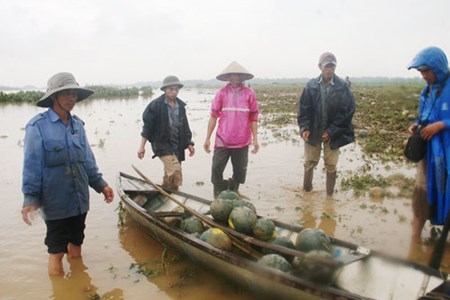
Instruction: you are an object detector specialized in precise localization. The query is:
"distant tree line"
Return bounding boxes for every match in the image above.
[0,91,45,104]
[0,86,153,104]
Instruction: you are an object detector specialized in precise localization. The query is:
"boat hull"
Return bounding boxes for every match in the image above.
[117,172,448,300]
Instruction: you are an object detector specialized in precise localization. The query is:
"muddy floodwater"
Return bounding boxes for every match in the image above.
[1,88,448,299]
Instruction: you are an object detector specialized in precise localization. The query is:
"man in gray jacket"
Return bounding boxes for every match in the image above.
[297,52,355,196]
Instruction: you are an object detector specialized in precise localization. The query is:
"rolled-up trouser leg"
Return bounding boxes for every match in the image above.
[160,154,182,190]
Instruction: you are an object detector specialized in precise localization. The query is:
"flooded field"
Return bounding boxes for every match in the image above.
[0,87,448,299]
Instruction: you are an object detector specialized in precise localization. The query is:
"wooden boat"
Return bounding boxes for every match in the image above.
[117,172,449,300]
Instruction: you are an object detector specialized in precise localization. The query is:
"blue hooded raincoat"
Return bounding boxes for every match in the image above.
[408,46,450,225]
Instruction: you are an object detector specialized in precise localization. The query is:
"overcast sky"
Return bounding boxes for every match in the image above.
[1,0,449,87]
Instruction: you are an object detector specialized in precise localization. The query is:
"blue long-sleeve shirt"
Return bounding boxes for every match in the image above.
[22,108,107,220]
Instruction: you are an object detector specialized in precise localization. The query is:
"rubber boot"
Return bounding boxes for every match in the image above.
[326,171,337,196]
[303,168,314,192]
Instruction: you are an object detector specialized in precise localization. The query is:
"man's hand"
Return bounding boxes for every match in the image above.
[302,130,310,142]
[408,123,419,135]
[421,121,446,140]
[137,147,145,159]
[251,140,259,154]
[21,205,38,226]
[102,186,114,203]
[188,144,195,157]
[203,139,211,153]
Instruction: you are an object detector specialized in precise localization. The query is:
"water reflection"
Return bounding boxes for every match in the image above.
[298,192,336,238]
[118,213,253,300]
[318,198,337,238]
[50,258,123,300]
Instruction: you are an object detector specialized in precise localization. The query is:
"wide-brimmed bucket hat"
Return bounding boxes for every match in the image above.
[216,61,254,81]
[160,75,184,91]
[37,72,93,107]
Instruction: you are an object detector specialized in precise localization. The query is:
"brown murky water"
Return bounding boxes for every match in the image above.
[1,88,448,299]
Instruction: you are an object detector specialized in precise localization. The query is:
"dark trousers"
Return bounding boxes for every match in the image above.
[211,146,249,184]
[44,213,87,254]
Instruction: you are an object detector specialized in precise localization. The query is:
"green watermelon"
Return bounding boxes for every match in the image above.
[231,199,257,213]
[295,228,331,253]
[217,190,239,200]
[200,228,232,251]
[262,236,296,263]
[210,199,234,223]
[257,254,292,272]
[228,206,257,234]
[180,217,205,234]
[292,250,336,285]
[253,218,276,241]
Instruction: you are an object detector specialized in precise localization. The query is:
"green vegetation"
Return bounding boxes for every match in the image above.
[0,85,153,104]
[352,83,422,161]
[116,201,125,227]
[140,86,153,97]
[0,91,44,104]
[86,85,153,98]
[253,85,302,127]
[341,173,389,191]
[129,248,169,277]
[340,162,415,197]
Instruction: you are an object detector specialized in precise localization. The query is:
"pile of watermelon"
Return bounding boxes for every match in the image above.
[210,190,278,239]
[172,190,338,283]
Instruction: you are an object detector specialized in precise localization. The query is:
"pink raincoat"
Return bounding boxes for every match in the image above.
[211,83,259,148]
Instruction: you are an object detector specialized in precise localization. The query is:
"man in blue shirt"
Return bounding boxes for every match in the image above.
[21,72,114,276]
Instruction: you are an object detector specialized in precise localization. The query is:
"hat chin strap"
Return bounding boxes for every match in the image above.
[55,98,70,114]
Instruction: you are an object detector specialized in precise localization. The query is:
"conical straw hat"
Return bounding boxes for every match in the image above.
[216,61,254,81]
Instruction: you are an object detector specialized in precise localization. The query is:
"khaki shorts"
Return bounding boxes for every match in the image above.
[304,141,339,173]
[159,154,182,189]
